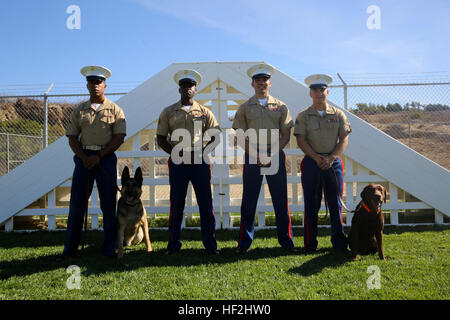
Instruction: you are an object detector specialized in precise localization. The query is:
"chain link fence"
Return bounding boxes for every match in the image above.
[326,77,450,170]
[0,93,125,176]
[1,78,449,177]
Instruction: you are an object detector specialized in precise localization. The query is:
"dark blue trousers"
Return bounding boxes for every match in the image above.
[300,156,347,251]
[167,157,217,251]
[63,150,118,257]
[238,152,294,250]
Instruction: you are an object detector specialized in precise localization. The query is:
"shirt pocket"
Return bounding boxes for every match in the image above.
[266,108,282,129]
[169,112,185,130]
[267,106,282,118]
[192,115,207,132]
[99,110,115,125]
[246,107,260,120]
[80,111,92,126]
[306,116,320,131]
[325,118,340,130]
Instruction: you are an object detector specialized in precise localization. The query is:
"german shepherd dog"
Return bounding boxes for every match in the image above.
[117,166,152,259]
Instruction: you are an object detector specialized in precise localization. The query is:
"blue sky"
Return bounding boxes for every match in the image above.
[1,0,449,95]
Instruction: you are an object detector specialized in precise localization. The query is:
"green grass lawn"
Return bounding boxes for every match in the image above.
[0,226,448,300]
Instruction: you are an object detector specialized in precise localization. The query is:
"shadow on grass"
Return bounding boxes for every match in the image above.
[287,249,351,276]
[0,229,241,249]
[0,229,301,280]
[0,230,68,249]
[0,246,302,280]
[1,225,447,249]
[1,225,448,280]
[379,225,450,235]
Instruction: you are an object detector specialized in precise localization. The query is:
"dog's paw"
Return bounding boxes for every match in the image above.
[146,247,153,253]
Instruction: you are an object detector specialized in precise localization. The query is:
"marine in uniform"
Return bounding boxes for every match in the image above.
[294,74,351,252]
[232,63,295,253]
[156,69,220,255]
[61,65,126,259]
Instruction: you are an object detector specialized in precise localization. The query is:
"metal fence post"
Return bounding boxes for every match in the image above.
[40,128,43,150]
[43,83,54,149]
[337,73,348,110]
[408,109,412,147]
[43,93,48,149]
[6,132,10,172]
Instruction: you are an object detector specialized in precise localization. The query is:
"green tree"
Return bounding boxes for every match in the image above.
[424,104,450,112]
[386,103,402,112]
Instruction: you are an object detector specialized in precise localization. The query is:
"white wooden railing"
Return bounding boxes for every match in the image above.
[8,131,446,232]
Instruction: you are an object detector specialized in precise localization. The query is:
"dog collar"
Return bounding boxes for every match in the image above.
[362,201,372,213]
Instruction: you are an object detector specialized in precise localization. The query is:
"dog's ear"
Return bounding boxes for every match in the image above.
[121,166,130,185]
[360,185,371,203]
[135,167,143,187]
[379,185,387,203]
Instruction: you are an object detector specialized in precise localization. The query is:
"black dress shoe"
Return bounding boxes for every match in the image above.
[206,249,220,255]
[333,247,349,254]
[164,249,179,255]
[103,252,117,259]
[235,247,248,254]
[56,253,76,261]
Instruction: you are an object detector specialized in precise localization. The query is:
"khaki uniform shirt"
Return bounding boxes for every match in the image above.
[293,104,351,154]
[232,95,293,147]
[65,97,126,146]
[157,100,219,148]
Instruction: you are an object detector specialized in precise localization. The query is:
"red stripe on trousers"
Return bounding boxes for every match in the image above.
[300,157,310,247]
[209,163,216,219]
[168,157,173,240]
[283,151,292,240]
[338,156,344,225]
[238,159,246,246]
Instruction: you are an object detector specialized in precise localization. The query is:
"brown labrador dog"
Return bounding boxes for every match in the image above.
[348,184,387,261]
[117,166,152,259]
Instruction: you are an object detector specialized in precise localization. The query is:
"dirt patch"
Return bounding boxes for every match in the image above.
[356,110,450,170]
